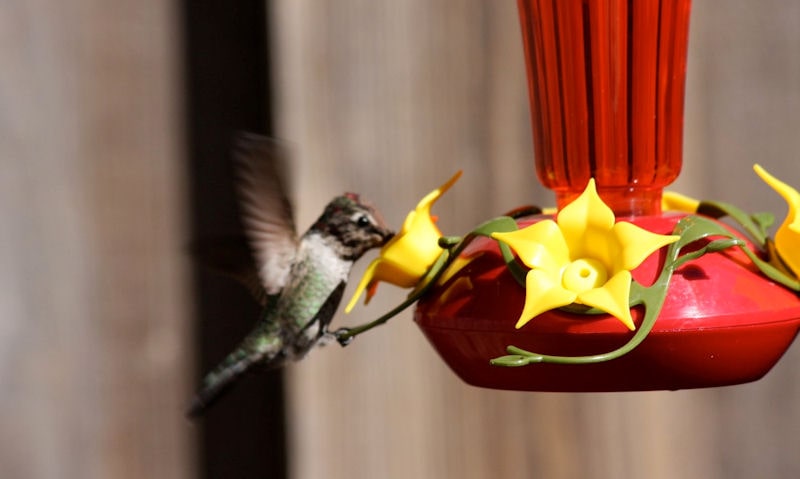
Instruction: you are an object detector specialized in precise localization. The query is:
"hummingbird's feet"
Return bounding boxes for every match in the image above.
[316,332,337,348]
[332,328,354,346]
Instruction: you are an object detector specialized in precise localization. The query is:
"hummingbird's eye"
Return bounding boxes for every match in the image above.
[355,214,371,227]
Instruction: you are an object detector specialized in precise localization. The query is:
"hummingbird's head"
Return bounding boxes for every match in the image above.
[312,193,395,261]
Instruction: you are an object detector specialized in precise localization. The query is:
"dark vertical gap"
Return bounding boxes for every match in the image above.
[553,2,570,186]
[182,3,287,479]
[652,0,663,185]
[626,0,634,185]
[526,1,547,184]
[582,3,596,178]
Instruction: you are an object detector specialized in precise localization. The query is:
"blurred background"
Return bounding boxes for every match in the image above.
[2,1,800,478]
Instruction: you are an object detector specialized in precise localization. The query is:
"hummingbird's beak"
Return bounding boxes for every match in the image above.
[379,229,395,245]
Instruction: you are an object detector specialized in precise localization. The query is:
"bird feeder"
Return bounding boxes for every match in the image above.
[344,0,800,392]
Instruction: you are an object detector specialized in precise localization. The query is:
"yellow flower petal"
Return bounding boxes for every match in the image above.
[492,220,569,270]
[379,214,443,283]
[754,164,800,278]
[557,179,615,267]
[346,171,462,311]
[662,191,700,213]
[516,269,577,329]
[541,207,558,216]
[576,270,635,330]
[609,222,680,274]
[345,258,380,313]
[416,170,462,218]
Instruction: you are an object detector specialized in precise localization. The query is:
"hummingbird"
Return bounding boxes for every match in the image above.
[187,133,394,416]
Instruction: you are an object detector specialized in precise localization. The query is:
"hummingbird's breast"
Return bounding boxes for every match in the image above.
[277,233,353,335]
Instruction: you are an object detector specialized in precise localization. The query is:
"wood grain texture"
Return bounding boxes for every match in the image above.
[0,1,193,478]
[271,1,800,478]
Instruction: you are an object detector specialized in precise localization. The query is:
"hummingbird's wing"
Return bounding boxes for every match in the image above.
[189,235,270,307]
[232,133,299,295]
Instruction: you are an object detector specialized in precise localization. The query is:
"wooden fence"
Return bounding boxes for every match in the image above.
[2,1,799,478]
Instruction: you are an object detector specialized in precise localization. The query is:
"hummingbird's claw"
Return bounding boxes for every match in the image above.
[333,328,354,347]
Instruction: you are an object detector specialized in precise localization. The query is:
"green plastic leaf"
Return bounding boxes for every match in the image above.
[490,355,541,367]
[697,200,769,246]
[751,212,775,232]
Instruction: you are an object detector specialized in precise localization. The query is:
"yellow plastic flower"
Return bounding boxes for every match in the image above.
[345,171,462,312]
[662,191,700,213]
[492,179,679,330]
[754,164,800,278]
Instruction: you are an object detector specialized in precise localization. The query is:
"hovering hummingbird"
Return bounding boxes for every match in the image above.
[188,133,394,416]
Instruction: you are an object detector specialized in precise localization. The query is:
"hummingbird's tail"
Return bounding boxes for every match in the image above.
[186,333,282,417]
[186,352,253,417]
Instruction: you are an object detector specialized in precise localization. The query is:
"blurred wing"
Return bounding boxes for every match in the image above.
[232,133,299,295]
[189,236,270,307]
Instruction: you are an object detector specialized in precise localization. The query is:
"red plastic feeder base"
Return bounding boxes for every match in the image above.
[414,214,800,392]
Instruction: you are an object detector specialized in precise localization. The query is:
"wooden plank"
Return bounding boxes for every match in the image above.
[0,1,192,478]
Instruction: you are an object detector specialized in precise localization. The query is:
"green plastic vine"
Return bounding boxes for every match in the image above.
[334,216,521,345]
[490,213,800,367]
